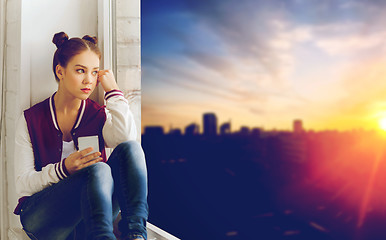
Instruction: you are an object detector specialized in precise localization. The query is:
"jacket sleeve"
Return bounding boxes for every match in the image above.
[103,90,137,148]
[14,114,68,196]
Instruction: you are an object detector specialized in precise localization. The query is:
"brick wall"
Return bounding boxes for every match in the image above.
[4,0,23,238]
[116,0,142,141]
[0,0,6,238]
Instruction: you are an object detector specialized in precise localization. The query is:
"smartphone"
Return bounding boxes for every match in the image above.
[78,135,99,156]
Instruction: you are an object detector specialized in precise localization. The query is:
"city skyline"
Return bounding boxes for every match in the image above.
[142,111,382,135]
[142,0,386,132]
[142,107,386,239]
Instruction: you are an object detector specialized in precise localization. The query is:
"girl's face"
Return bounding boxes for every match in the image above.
[57,50,100,100]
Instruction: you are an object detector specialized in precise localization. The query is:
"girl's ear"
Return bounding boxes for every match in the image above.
[56,65,64,80]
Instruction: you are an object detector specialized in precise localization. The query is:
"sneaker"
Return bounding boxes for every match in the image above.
[123,233,145,240]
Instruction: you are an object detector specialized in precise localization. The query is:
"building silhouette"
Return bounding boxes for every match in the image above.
[185,123,199,136]
[203,113,217,136]
[220,122,231,135]
[293,119,304,134]
[144,126,164,136]
[168,128,182,136]
[239,126,250,136]
[251,128,262,137]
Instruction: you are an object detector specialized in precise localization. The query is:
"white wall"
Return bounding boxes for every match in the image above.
[115,0,142,140]
[3,0,23,238]
[22,0,98,106]
[0,0,7,238]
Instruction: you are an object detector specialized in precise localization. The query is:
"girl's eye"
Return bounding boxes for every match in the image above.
[76,69,85,73]
[92,71,98,76]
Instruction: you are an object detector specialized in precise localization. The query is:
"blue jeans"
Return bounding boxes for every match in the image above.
[20,141,149,240]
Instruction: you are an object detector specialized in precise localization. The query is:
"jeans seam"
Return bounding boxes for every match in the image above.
[85,165,99,237]
[112,142,148,239]
[119,150,130,216]
[23,228,39,240]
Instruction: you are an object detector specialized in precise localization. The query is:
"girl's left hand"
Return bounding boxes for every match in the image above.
[97,70,120,92]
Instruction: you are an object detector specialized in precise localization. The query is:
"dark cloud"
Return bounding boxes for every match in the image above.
[182,0,286,80]
[143,55,307,107]
[143,58,264,102]
[181,50,235,77]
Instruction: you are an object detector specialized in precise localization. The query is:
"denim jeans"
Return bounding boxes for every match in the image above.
[20,141,149,240]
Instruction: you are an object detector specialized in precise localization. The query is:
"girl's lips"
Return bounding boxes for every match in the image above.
[81,88,91,93]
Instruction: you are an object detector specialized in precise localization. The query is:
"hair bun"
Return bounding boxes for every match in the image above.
[82,35,98,45]
[52,32,69,48]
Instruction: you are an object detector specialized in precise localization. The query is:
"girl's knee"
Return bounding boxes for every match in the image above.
[85,162,114,194]
[116,140,142,154]
[86,162,112,180]
[117,141,145,161]
[113,141,146,170]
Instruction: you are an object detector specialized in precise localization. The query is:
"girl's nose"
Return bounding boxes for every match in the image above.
[83,73,93,84]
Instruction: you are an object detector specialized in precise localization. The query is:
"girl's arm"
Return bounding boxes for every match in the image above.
[102,90,137,148]
[14,115,68,196]
[98,70,137,148]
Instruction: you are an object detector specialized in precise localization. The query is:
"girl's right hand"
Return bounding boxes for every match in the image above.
[64,147,103,175]
[97,70,120,93]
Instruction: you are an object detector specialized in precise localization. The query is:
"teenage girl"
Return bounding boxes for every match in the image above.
[13,32,148,240]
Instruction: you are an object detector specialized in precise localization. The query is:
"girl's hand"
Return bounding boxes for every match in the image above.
[64,147,103,175]
[97,70,120,92]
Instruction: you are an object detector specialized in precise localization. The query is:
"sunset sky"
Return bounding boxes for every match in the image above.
[141,0,386,133]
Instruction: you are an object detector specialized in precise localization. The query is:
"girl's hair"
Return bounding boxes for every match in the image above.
[52,32,101,81]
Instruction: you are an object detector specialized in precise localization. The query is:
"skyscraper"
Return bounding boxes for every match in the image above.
[203,113,217,136]
[293,119,304,134]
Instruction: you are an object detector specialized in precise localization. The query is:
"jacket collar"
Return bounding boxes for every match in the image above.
[49,92,86,132]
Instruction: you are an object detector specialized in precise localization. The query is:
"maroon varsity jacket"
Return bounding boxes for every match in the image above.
[14,92,112,214]
[24,92,108,170]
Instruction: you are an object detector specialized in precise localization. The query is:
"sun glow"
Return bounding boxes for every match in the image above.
[379,117,386,131]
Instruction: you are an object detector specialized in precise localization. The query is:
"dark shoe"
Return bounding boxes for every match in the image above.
[123,233,145,240]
